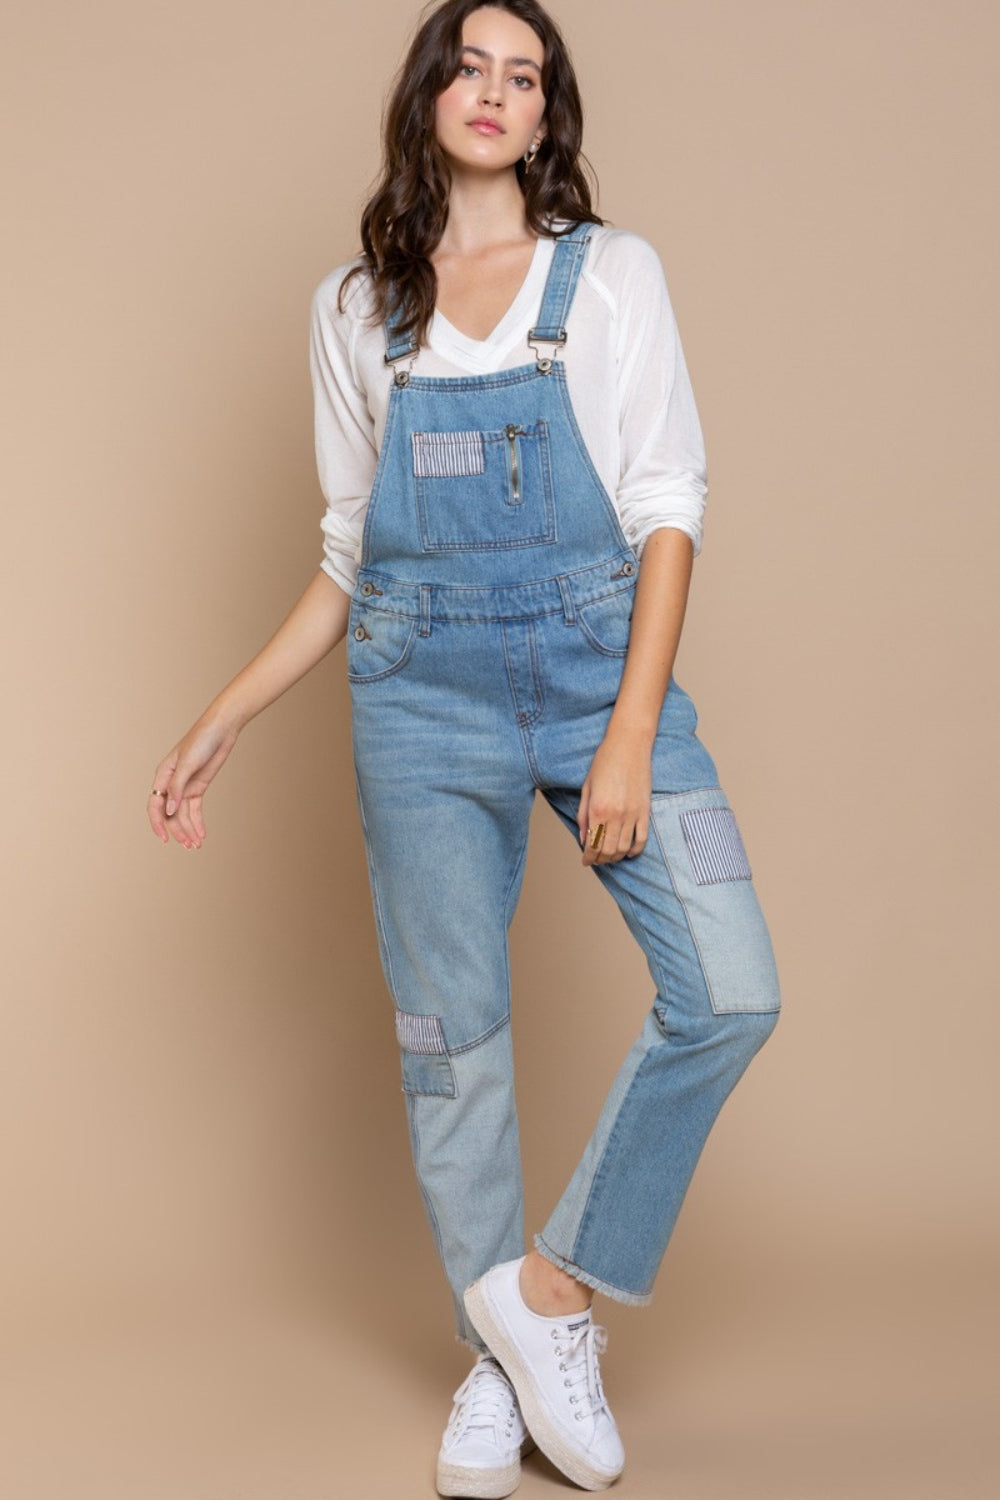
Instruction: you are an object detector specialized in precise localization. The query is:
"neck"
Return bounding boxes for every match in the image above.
[435,169,536,256]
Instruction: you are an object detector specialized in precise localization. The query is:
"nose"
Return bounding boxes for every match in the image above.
[479,73,502,107]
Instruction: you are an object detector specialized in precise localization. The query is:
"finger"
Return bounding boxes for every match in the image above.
[610,815,638,863]
[147,790,170,842]
[627,815,649,859]
[163,757,204,831]
[584,815,618,866]
[577,786,591,851]
[170,797,201,849]
[597,819,628,865]
[163,748,200,820]
[581,807,602,864]
[189,792,207,842]
[159,780,199,848]
[595,811,639,865]
[148,755,178,841]
[166,810,190,848]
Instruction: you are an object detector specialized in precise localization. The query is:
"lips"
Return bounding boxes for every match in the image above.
[469,118,504,134]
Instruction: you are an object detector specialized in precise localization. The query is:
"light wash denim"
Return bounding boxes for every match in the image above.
[346,222,781,1352]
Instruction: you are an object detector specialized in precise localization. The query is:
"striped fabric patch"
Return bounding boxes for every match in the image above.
[679,806,752,885]
[412,430,485,478]
[395,1008,448,1054]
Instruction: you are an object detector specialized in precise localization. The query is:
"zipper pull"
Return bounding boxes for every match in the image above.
[505,424,525,501]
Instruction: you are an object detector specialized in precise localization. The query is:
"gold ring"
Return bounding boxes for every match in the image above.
[151,788,167,797]
[587,822,606,851]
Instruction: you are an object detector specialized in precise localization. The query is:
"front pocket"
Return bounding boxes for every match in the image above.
[346,602,418,683]
[651,788,781,1015]
[413,420,556,552]
[575,587,634,656]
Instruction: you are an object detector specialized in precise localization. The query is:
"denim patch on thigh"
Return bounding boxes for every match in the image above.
[394,1007,457,1097]
[651,788,781,1015]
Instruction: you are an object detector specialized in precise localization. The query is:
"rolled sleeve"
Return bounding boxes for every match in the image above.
[614,237,708,558]
[309,272,378,595]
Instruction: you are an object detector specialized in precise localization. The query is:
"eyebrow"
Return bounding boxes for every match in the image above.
[461,44,542,75]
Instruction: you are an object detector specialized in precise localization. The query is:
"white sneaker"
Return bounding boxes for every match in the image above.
[436,1351,536,1498]
[463,1256,625,1491]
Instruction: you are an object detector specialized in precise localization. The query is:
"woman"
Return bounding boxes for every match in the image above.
[148,1,781,1493]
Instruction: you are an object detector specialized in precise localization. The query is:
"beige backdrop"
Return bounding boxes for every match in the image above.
[2,1,997,1496]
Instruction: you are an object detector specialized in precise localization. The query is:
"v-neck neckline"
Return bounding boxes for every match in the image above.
[429,235,553,362]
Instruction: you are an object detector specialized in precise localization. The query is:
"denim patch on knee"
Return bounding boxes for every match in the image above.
[651,788,781,1016]
[394,1007,457,1097]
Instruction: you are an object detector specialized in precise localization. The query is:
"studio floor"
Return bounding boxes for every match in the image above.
[2,1250,994,1500]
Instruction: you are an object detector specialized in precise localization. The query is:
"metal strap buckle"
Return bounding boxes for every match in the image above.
[527,328,567,374]
[384,345,418,386]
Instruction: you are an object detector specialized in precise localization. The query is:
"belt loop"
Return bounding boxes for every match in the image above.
[419,584,432,637]
[557,574,576,625]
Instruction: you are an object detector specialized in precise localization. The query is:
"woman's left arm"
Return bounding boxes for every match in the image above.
[578,525,692,865]
[578,232,706,865]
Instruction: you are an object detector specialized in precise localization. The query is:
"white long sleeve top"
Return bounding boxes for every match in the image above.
[309,222,708,596]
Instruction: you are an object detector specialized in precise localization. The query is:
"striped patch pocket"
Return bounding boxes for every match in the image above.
[679,806,752,885]
[411,430,485,478]
[394,1008,456,1097]
[395,1008,448,1054]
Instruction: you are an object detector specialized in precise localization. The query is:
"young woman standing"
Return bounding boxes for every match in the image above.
[148,2,781,1493]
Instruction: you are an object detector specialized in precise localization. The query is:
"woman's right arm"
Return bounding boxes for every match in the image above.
[147,567,350,849]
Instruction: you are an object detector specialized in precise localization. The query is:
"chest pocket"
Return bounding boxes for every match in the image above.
[412,420,556,552]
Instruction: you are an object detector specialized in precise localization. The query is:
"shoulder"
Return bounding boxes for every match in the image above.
[579,224,669,300]
[310,253,377,336]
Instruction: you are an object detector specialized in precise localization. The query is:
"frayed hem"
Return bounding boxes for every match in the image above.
[533,1232,654,1308]
[455,1330,490,1355]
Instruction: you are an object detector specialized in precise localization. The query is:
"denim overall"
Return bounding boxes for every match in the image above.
[346,221,781,1352]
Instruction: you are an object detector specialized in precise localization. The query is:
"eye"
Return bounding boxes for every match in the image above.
[511,75,535,89]
[458,62,480,77]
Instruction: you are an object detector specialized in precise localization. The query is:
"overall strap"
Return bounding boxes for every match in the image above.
[382,219,595,383]
[384,297,418,367]
[528,219,593,370]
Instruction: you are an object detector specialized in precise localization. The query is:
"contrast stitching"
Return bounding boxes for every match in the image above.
[449,1013,511,1057]
[346,617,418,682]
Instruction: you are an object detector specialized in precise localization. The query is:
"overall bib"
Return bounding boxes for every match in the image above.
[346,221,781,1353]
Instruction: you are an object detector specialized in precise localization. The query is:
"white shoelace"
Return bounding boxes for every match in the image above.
[447,1355,518,1442]
[552,1319,610,1421]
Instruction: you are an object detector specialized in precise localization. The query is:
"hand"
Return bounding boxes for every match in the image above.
[577,724,653,866]
[147,713,240,849]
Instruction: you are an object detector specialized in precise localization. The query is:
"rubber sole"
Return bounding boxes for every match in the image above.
[436,1434,536,1498]
[463,1277,622,1492]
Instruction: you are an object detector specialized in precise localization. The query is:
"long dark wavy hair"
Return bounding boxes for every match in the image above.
[337,0,605,350]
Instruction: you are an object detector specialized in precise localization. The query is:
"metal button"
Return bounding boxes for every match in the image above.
[622,561,635,576]
[353,624,369,641]
[360,582,374,596]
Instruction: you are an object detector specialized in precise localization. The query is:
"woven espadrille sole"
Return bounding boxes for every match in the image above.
[463,1279,621,1492]
[436,1434,536,1498]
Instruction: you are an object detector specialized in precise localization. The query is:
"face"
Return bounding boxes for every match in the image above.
[434,6,547,175]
